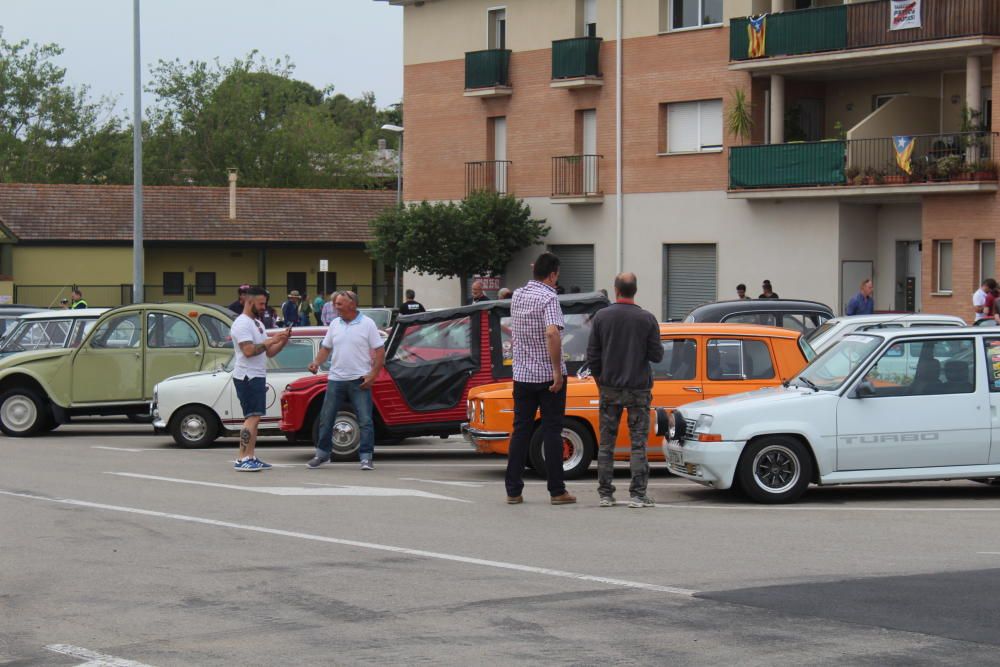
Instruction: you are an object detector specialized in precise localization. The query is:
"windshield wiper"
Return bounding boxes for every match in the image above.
[797,376,819,392]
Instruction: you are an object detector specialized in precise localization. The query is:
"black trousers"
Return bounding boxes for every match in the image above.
[505,380,568,498]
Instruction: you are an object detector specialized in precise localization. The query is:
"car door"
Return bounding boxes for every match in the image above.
[639,336,703,449]
[252,337,318,424]
[144,311,204,399]
[837,337,989,470]
[701,337,778,401]
[71,311,144,403]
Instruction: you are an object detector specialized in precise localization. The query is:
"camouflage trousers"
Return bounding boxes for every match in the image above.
[597,386,651,499]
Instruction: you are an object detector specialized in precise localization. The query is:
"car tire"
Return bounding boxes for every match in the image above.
[737,436,812,504]
[169,405,219,448]
[0,388,50,437]
[311,410,362,462]
[528,420,595,480]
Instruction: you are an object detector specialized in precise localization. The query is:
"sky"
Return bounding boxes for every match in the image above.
[0,0,403,116]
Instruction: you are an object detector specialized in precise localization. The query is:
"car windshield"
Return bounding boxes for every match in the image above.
[1,319,73,353]
[223,338,328,372]
[361,309,391,328]
[794,334,882,391]
[499,312,597,366]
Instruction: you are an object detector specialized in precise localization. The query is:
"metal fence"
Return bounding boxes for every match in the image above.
[551,37,602,79]
[465,160,511,196]
[552,154,603,197]
[13,283,394,309]
[464,49,511,89]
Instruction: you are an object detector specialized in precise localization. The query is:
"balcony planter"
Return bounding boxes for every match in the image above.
[884,175,906,185]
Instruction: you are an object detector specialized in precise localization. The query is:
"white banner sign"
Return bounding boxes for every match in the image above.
[319,259,328,272]
[890,0,921,30]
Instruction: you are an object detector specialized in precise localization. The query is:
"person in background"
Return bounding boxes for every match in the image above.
[497,288,513,300]
[321,293,336,325]
[260,296,277,329]
[504,251,576,507]
[759,280,779,299]
[298,291,313,327]
[587,272,663,509]
[228,284,250,316]
[401,289,426,315]
[59,298,70,309]
[281,290,302,327]
[70,288,88,310]
[312,292,326,325]
[974,278,997,322]
[470,280,490,304]
[736,284,751,300]
[846,279,875,316]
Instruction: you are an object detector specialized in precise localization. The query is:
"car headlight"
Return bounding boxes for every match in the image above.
[478,400,485,423]
[694,415,714,434]
[152,386,158,405]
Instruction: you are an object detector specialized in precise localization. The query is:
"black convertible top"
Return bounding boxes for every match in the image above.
[686,299,834,322]
[396,291,609,326]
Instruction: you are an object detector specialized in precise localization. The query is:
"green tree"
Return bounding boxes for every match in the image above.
[369,191,549,294]
[0,28,124,183]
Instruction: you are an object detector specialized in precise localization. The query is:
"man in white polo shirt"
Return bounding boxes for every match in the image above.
[306,290,385,470]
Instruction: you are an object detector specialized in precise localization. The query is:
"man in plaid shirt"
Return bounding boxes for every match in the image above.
[505,252,577,506]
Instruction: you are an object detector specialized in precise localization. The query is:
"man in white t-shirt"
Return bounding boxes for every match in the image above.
[306,290,385,470]
[973,278,997,322]
[230,286,290,471]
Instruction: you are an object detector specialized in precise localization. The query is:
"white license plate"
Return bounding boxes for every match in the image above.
[667,449,683,466]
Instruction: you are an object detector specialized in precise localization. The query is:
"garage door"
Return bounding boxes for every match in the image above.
[548,244,594,293]
[663,244,717,320]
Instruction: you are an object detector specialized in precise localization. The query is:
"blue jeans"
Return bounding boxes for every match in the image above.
[315,378,374,460]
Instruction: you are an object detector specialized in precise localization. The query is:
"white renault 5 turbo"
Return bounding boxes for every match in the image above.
[664,327,1000,503]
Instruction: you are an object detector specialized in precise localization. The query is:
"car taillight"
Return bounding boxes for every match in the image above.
[478,400,485,423]
[467,400,474,422]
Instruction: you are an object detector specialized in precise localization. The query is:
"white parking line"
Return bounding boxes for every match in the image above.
[105,472,469,502]
[91,446,165,453]
[45,643,155,666]
[655,503,1000,512]
[399,478,486,488]
[1,489,696,597]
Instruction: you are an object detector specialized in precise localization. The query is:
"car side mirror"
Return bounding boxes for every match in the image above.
[576,364,592,381]
[852,380,875,399]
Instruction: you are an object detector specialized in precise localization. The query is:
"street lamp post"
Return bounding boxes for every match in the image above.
[132,0,144,303]
[381,124,403,309]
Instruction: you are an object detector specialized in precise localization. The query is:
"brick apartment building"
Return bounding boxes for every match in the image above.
[378,0,1000,322]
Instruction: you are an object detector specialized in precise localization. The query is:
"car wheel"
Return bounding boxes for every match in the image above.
[311,410,361,462]
[528,420,595,480]
[169,405,219,448]
[0,388,50,437]
[737,436,812,504]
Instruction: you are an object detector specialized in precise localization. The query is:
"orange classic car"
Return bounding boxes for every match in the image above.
[462,323,815,478]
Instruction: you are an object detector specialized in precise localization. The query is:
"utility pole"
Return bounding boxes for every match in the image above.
[132,0,144,303]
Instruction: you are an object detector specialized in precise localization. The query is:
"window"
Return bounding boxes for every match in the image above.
[665,100,722,153]
[269,339,319,371]
[707,339,774,381]
[393,317,472,364]
[286,272,306,297]
[980,241,996,285]
[500,312,597,366]
[69,319,98,348]
[195,272,216,295]
[661,0,722,31]
[147,312,199,349]
[163,272,184,296]
[663,243,717,321]
[873,93,906,111]
[199,315,233,348]
[936,241,953,293]
[581,0,597,36]
[488,7,506,49]
[985,339,1000,392]
[652,339,698,380]
[726,313,778,327]
[1,319,72,352]
[90,313,141,349]
[861,339,975,397]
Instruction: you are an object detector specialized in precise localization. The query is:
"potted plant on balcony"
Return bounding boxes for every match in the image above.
[862,166,880,185]
[933,155,963,182]
[908,158,928,183]
[972,160,998,181]
[845,166,860,185]
[884,164,907,185]
[726,89,753,146]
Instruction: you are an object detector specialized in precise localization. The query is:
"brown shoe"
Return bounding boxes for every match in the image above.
[506,495,523,504]
[550,492,577,505]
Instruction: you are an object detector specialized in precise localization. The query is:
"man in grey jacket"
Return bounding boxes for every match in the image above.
[586,273,663,508]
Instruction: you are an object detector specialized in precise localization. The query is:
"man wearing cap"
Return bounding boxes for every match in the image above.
[281,290,302,327]
[228,285,250,316]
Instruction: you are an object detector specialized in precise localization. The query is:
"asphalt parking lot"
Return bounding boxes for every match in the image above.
[5,424,1000,666]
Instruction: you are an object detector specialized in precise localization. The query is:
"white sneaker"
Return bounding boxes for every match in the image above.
[360,458,374,471]
[628,496,655,508]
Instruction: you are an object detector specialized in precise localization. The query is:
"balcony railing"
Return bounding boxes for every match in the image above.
[552,37,602,79]
[729,132,999,190]
[731,0,1000,62]
[466,160,511,196]
[465,49,512,89]
[552,155,603,197]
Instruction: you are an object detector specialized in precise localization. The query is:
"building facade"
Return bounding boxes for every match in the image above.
[0,183,395,308]
[382,0,999,322]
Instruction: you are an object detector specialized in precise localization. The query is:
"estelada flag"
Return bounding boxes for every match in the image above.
[893,135,915,175]
[747,15,767,58]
